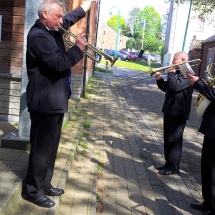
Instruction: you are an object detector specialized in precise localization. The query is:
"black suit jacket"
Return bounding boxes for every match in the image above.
[26,7,85,114]
[194,79,215,139]
[157,69,193,120]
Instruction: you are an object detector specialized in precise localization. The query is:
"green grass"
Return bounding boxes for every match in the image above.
[78,133,83,141]
[96,192,100,200]
[82,141,88,154]
[99,59,160,72]
[82,142,88,149]
[74,153,78,160]
[71,120,76,128]
[95,65,113,73]
[62,121,68,130]
[83,119,91,128]
[56,153,60,159]
[25,144,31,153]
[140,153,146,160]
[84,75,100,99]
[14,122,19,127]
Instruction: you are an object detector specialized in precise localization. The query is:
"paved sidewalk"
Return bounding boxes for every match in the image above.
[0,99,80,215]
[0,67,207,215]
[58,69,205,215]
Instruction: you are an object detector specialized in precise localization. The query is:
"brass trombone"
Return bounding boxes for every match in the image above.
[111,59,201,87]
[58,25,118,67]
[149,59,201,77]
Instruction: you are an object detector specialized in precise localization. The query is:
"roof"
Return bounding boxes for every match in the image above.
[202,35,215,44]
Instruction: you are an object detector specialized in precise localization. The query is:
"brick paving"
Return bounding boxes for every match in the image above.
[0,67,209,215]
[85,68,205,215]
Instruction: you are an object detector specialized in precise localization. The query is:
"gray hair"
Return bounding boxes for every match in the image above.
[38,0,65,18]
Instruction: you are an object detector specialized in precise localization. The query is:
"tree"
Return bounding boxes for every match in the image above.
[107,15,125,32]
[126,38,136,50]
[106,6,164,53]
[127,7,141,34]
[127,6,163,52]
[161,9,169,41]
[172,0,215,24]
[193,0,215,24]
[139,6,162,38]
[120,24,132,37]
[143,37,161,53]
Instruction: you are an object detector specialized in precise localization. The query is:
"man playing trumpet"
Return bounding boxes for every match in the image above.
[154,51,193,175]
[24,0,92,208]
[187,72,215,214]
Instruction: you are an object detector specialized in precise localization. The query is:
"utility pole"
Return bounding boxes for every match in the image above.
[109,6,120,56]
[141,19,146,50]
[182,0,193,51]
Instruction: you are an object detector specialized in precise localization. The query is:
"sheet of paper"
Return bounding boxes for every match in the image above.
[179,62,195,78]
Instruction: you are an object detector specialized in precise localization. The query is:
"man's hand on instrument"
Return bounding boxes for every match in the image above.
[187,73,199,85]
[75,33,88,51]
[167,67,176,73]
[154,72,162,80]
[80,0,92,12]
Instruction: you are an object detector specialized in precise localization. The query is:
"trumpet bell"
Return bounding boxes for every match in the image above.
[58,25,118,67]
[111,56,119,67]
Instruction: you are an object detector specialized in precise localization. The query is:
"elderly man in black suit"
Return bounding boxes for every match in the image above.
[24,0,92,208]
[154,51,193,175]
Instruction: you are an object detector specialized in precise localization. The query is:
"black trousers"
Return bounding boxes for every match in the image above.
[26,112,64,200]
[163,114,186,172]
[201,136,215,213]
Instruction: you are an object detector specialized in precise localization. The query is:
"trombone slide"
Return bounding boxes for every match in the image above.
[149,59,201,77]
[111,59,201,87]
[111,72,151,87]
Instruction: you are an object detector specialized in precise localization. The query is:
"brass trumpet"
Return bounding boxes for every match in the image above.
[58,25,118,67]
[111,59,201,87]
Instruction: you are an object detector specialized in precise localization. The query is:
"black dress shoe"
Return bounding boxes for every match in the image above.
[158,169,179,175]
[156,165,166,170]
[190,202,210,211]
[34,195,55,208]
[45,187,64,196]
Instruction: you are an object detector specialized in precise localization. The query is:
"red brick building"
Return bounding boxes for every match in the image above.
[198,35,215,79]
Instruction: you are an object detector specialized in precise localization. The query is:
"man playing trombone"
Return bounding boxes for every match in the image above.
[24,0,92,208]
[187,72,215,214]
[154,51,193,175]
